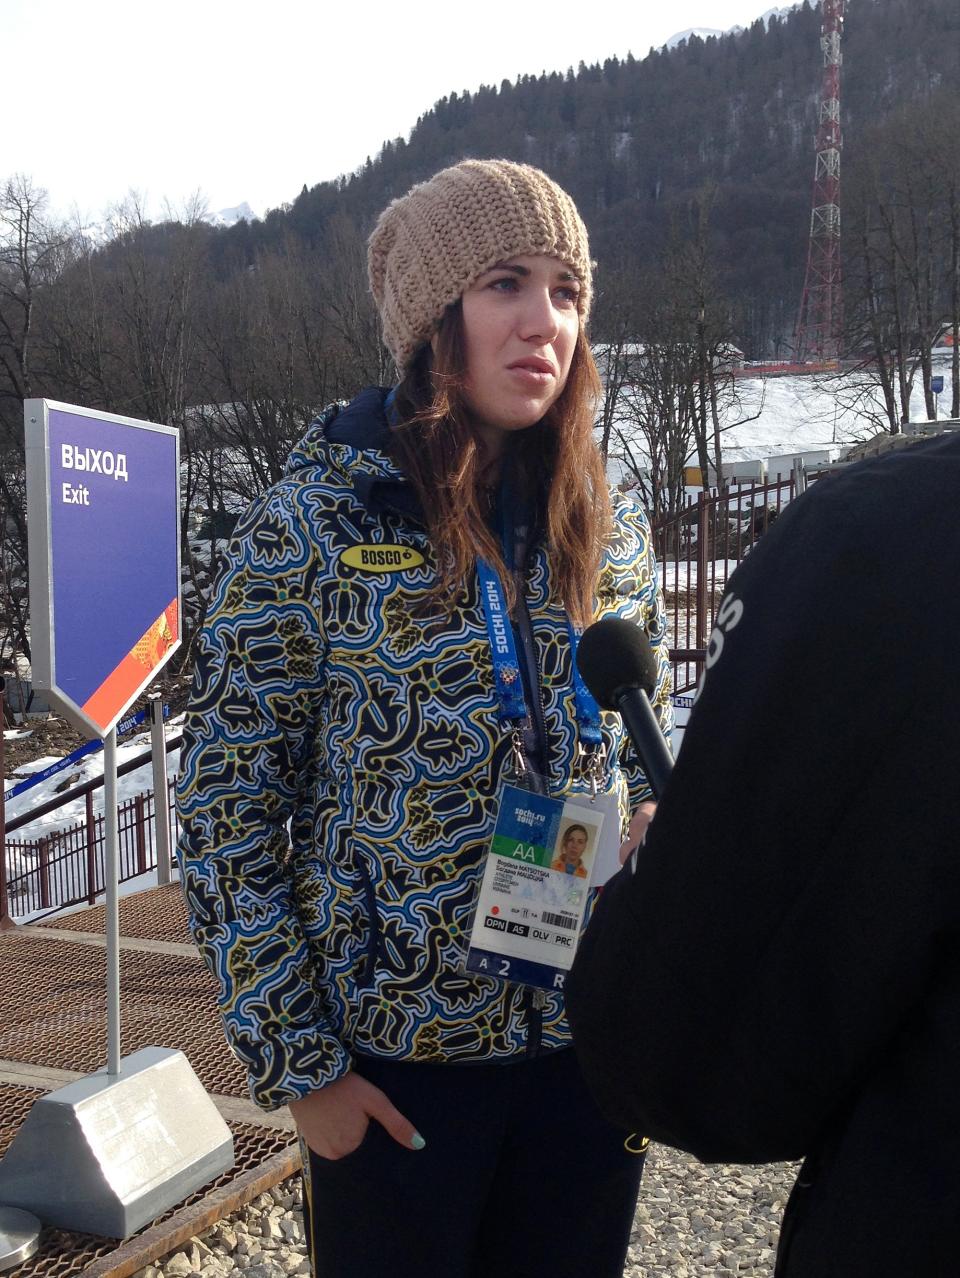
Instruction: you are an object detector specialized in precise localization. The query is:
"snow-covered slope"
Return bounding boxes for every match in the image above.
[758,6,798,27]
[664,5,798,48]
[604,352,957,487]
[665,27,725,48]
[719,354,956,465]
[203,202,256,228]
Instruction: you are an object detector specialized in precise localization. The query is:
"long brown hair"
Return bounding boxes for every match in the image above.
[389,301,612,628]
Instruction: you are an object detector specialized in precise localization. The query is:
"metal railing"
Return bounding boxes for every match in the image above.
[3,729,183,923]
[653,469,826,691]
[5,780,179,919]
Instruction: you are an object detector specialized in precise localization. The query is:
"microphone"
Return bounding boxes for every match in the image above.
[576,617,674,799]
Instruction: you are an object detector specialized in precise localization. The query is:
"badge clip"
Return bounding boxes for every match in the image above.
[579,741,608,800]
[508,726,528,780]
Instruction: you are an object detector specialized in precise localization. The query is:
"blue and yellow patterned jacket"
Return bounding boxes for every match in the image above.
[177,388,671,1110]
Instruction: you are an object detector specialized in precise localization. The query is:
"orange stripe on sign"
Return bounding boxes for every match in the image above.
[83,599,179,733]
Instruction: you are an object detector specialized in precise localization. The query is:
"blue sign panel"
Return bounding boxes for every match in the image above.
[25,400,181,738]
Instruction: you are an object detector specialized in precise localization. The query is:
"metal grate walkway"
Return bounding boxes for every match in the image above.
[1,883,299,1278]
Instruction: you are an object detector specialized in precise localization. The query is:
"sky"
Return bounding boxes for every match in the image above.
[6,0,791,225]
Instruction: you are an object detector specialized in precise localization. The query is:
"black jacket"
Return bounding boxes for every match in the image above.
[566,432,960,1277]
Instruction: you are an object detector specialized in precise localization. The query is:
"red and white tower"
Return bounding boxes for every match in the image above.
[794,0,845,362]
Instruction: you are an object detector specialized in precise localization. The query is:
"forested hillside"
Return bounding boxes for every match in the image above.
[220,0,959,351]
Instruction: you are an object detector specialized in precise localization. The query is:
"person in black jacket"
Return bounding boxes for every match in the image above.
[566,432,960,1278]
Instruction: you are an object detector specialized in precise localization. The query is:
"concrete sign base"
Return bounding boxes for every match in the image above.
[0,1047,234,1238]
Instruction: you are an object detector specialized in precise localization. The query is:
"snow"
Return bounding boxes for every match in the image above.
[758,5,798,27]
[665,27,725,48]
[720,357,956,462]
[659,560,741,590]
[5,717,184,832]
[9,755,63,777]
[5,718,184,922]
[4,692,694,924]
[203,201,256,228]
[664,5,799,48]
[608,353,957,481]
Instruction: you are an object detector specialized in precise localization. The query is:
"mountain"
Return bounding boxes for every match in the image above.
[757,5,801,28]
[208,0,952,354]
[666,5,799,48]
[203,202,256,229]
[665,7,799,50]
[664,27,726,49]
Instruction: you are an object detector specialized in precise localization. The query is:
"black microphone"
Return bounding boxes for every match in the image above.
[576,617,674,798]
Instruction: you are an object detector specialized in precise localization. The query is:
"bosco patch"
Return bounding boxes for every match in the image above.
[340,544,426,573]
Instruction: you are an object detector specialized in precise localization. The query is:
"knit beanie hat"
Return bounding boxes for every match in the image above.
[368,159,592,372]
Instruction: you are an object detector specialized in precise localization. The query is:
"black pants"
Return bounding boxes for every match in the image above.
[302,1048,644,1278]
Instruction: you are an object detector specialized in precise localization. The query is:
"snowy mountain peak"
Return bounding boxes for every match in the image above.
[204,202,256,229]
[665,27,723,48]
[758,5,798,26]
[664,5,797,49]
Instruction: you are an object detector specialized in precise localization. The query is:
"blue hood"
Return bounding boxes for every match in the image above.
[285,387,422,521]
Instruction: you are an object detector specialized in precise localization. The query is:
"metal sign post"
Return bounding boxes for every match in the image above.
[22,398,182,1076]
[932,374,944,420]
[150,697,172,887]
[0,400,233,1238]
[104,729,121,1076]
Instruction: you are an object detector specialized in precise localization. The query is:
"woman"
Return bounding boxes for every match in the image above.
[177,159,671,1277]
[552,823,591,878]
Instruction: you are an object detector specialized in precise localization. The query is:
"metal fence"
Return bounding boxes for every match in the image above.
[653,468,824,692]
[6,779,178,920]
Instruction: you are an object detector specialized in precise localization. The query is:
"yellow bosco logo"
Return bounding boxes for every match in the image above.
[340,544,426,573]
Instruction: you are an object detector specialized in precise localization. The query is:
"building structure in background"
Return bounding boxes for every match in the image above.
[794,0,845,363]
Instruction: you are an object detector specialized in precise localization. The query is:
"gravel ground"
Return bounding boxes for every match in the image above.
[623,1144,798,1277]
[139,1146,798,1278]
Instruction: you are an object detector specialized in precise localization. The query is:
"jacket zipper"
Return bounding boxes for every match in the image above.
[355,852,380,986]
[512,587,550,786]
[509,520,551,1055]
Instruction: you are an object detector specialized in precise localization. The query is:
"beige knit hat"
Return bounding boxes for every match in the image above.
[368,159,592,372]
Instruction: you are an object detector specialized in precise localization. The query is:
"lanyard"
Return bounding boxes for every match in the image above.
[566,619,603,749]
[476,557,528,725]
[477,557,606,788]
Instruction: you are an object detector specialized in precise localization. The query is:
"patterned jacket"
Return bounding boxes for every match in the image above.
[176,388,671,1110]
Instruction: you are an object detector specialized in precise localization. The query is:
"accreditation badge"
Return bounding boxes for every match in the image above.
[463,783,617,991]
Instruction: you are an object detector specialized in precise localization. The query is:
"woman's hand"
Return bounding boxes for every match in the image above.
[288,1071,424,1160]
[619,800,657,865]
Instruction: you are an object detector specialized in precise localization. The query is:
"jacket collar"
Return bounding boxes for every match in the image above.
[287,387,424,524]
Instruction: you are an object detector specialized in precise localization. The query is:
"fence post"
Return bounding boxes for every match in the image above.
[39,837,51,910]
[135,795,147,875]
[151,697,172,886]
[0,682,12,930]
[696,491,710,653]
[792,458,808,497]
[86,790,97,904]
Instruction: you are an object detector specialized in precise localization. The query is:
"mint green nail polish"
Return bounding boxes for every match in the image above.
[411,1131,426,1151]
